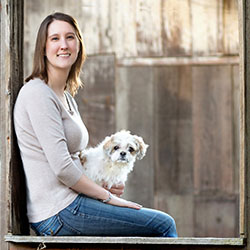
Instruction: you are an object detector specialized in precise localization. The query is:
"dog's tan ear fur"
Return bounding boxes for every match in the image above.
[134,135,149,160]
[103,136,114,155]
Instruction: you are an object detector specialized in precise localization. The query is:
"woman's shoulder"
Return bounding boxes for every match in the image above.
[22,78,48,92]
[16,78,59,110]
[19,78,53,99]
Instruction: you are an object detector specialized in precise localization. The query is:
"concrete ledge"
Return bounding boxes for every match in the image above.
[5,235,245,246]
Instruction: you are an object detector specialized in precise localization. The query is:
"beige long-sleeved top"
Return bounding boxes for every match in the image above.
[14,78,89,223]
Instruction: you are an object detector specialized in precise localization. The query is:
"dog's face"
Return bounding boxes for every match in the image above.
[103,130,148,164]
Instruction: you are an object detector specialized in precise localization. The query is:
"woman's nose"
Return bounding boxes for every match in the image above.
[60,38,68,49]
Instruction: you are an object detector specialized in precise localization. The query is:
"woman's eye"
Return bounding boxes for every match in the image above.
[67,35,74,39]
[114,146,119,151]
[51,37,58,41]
[129,147,135,153]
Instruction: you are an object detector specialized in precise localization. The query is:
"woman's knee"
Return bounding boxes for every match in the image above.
[162,214,178,237]
[155,212,178,237]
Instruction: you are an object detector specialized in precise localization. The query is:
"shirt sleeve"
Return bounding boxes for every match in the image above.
[24,85,83,187]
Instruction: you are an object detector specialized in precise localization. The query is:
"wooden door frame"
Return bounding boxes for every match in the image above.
[1,0,250,249]
[0,0,25,249]
[239,0,250,248]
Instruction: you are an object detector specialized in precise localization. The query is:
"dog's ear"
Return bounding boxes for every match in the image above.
[134,135,149,160]
[103,136,114,155]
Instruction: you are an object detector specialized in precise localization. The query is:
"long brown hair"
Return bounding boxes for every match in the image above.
[25,12,86,96]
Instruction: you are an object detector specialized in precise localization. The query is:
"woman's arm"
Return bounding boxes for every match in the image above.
[71,175,142,209]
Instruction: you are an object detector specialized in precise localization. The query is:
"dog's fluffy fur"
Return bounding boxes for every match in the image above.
[79,130,148,189]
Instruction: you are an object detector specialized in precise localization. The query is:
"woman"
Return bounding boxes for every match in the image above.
[14,12,177,237]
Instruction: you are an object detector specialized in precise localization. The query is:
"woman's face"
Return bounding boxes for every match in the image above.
[45,20,80,73]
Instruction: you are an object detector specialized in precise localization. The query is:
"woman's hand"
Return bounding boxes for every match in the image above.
[102,182,142,209]
[107,192,142,210]
[103,182,125,197]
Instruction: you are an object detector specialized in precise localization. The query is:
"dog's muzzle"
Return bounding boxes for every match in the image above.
[119,151,128,162]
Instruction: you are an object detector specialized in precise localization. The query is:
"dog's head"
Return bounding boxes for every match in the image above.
[103,130,149,164]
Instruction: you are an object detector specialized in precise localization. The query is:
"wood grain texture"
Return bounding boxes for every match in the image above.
[0,2,11,250]
[9,0,30,236]
[191,0,223,55]
[238,0,246,238]
[223,0,239,54]
[115,66,155,208]
[75,55,116,147]
[194,196,238,237]
[1,1,28,249]
[241,0,250,247]
[154,66,193,195]
[161,0,192,56]
[23,0,239,76]
[192,66,234,194]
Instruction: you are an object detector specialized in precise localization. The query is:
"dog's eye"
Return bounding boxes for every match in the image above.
[128,147,135,153]
[113,146,119,151]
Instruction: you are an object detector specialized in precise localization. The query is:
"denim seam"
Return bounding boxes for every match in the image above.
[32,215,63,236]
[58,214,81,235]
[36,216,58,231]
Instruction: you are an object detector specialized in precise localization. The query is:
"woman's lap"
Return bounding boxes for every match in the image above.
[31,194,177,237]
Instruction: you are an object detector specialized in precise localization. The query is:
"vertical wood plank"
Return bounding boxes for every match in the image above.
[191,0,223,55]
[136,0,162,56]
[153,66,193,237]
[23,0,46,77]
[192,66,233,194]
[1,0,27,248]
[0,2,11,249]
[240,0,250,247]
[223,0,239,54]
[232,65,240,194]
[110,0,137,57]
[75,55,115,147]
[238,0,246,238]
[81,0,113,54]
[9,0,29,236]
[116,66,155,208]
[232,65,240,238]
[161,0,192,56]
[154,66,193,194]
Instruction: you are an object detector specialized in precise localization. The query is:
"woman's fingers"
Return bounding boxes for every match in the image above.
[108,195,142,210]
[101,182,141,209]
[103,182,125,197]
[127,201,143,210]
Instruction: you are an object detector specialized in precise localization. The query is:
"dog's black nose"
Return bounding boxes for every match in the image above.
[120,152,126,157]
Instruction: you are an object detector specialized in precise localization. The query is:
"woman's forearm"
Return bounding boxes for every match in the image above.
[71,174,109,201]
[70,174,142,210]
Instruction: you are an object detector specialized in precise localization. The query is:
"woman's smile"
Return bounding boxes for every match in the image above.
[57,53,71,57]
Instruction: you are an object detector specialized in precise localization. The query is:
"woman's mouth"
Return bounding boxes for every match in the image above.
[57,53,71,57]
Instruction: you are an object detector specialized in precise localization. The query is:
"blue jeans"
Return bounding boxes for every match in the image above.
[31,194,177,237]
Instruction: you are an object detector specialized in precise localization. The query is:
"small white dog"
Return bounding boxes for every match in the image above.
[79,130,148,189]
